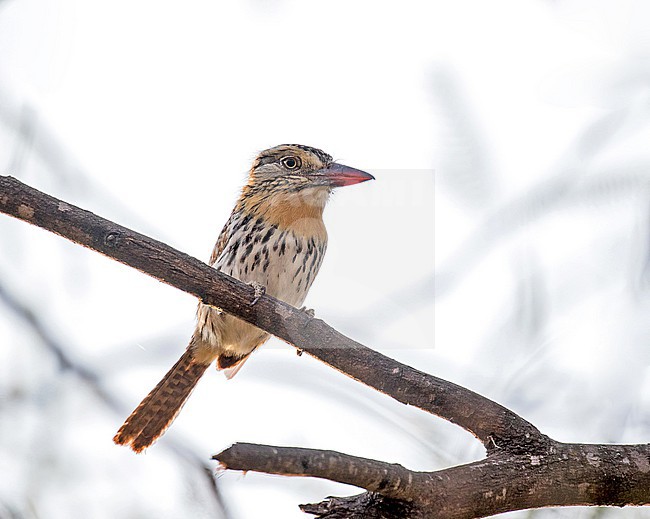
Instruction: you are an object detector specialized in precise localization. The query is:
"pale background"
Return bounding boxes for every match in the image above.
[1,0,650,518]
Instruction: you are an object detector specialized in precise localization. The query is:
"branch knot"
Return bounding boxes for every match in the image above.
[103,230,124,248]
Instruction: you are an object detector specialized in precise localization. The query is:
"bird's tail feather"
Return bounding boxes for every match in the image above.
[113,348,210,453]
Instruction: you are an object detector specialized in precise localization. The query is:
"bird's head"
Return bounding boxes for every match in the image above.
[248,144,374,193]
[239,144,373,231]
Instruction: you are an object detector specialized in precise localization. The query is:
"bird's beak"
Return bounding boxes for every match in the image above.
[309,163,375,187]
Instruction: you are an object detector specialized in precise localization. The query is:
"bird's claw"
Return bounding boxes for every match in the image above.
[300,306,315,318]
[249,282,266,305]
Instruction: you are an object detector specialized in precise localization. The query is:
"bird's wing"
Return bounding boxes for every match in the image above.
[209,211,237,266]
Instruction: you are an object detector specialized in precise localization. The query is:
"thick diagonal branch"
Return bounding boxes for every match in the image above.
[0,175,540,448]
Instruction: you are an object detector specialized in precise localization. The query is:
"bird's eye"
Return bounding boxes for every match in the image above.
[281,156,301,170]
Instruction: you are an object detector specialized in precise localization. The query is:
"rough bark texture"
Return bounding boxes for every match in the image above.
[2,175,650,518]
[300,493,414,519]
[215,441,650,517]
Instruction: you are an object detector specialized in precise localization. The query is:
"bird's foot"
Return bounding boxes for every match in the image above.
[299,306,315,318]
[249,282,266,305]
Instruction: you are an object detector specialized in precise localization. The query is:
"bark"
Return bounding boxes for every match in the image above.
[2,175,650,518]
[215,442,650,517]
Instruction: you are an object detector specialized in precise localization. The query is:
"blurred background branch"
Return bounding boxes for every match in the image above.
[0,274,230,519]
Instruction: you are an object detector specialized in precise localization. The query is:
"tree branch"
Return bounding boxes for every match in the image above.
[0,175,538,449]
[215,443,425,502]
[216,441,650,518]
[3,175,650,518]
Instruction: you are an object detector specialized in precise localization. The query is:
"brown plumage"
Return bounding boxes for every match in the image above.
[114,144,373,452]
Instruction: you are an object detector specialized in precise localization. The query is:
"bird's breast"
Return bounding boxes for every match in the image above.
[195,210,328,356]
[214,214,327,307]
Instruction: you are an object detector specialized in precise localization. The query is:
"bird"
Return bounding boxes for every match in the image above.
[113,144,374,452]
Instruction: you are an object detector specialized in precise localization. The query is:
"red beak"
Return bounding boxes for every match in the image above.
[309,163,375,187]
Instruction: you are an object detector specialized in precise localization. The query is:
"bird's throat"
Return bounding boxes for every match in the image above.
[238,187,329,240]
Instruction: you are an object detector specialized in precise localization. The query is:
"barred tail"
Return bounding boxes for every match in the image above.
[113,348,210,453]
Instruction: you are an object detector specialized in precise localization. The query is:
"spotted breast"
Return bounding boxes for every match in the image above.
[196,206,327,372]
